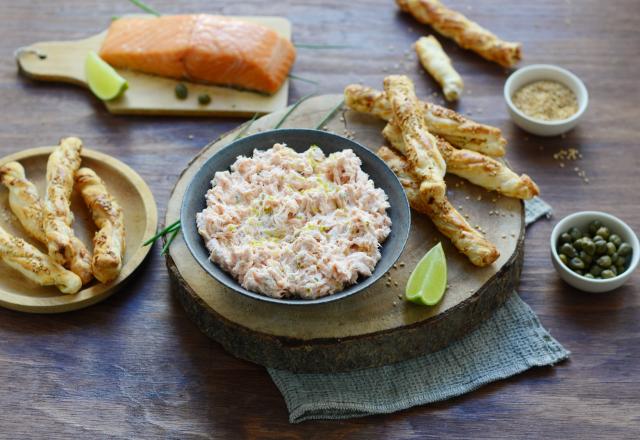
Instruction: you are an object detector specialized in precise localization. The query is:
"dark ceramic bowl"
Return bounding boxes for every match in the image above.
[181,128,411,305]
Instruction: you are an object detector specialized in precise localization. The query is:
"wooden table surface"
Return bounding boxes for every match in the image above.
[1,0,639,438]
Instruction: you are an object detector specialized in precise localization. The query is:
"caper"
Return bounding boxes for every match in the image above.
[198,93,211,105]
[594,240,607,255]
[569,227,583,240]
[175,83,188,99]
[559,243,577,258]
[573,238,584,251]
[588,220,603,235]
[618,243,632,257]
[589,265,602,276]
[609,234,622,247]
[584,273,595,279]
[601,270,615,279]
[611,252,618,262]
[610,265,618,276]
[579,251,592,266]
[559,254,568,265]
[596,255,612,268]
[569,257,585,270]
[559,233,573,244]
[616,256,627,271]
[575,270,584,276]
[581,238,595,255]
[606,242,617,255]
[595,226,610,240]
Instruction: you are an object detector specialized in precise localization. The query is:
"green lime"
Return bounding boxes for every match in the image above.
[405,242,448,306]
[84,51,128,101]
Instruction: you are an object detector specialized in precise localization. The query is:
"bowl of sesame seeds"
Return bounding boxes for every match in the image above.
[504,64,588,136]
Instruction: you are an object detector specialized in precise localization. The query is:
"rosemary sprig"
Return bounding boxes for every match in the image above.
[144,220,180,246]
[128,0,161,16]
[294,44,355,49]
[315,98,345,130]
[288,73,319,85]
[274,93,316,129]
[233,112,259,141]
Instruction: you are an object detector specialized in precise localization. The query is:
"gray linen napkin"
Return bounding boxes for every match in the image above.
[268,197,567,423]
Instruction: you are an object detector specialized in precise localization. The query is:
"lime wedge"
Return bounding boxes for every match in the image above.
[405,242,448,306]
[84,51,128,101]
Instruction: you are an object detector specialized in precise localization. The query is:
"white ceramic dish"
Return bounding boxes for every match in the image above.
[504,64,588,136]
[550,211,639,293]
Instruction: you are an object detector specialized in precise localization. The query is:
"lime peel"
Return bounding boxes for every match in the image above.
[405,242,448,306]
[84,51,128,101]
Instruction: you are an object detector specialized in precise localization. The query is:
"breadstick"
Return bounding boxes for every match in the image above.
[344,84,506,156]
[76,168,125,284]
[384,75,447,201]
[378,146,499,266]
[415,36,463,101]
[0,162,47,243]
[0,225,82,294]
[382,123,539,199]
[43,137,93,284]
[397,0,522,68]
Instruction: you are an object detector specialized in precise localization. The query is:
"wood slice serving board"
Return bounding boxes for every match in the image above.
[165,94,524,372]
[16,16,291,117]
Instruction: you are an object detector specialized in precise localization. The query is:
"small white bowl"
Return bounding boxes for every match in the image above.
[550,211,639,293]
[504,64,588,136]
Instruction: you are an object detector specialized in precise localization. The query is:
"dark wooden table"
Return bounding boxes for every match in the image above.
[1,0,639,438]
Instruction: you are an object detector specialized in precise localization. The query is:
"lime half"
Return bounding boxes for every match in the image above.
[405,242,448,306]
[84,51,128,101]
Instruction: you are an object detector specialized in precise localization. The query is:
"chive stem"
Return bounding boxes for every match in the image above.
[128,0,161,16]
[315,98,345,130]
[161,227,180,255]
[233,112,259,141]
[274,93,316,129]
[144,220,181,246]
[288,74,319,85]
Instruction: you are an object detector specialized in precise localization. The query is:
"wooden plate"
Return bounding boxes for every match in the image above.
[0,147,157,313]
[165,94,525,372]
[15,16,291,117]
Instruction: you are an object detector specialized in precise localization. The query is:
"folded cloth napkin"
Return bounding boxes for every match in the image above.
[268,197,567,423]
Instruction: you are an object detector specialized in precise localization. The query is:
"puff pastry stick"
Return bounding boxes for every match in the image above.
[415,36,463,101]
[397,0,522,68]
[76,168,125,284]
[384,75,446,200]
[43,137,93,284]
[0,162,47,243]
[382,123,539,199]
[0,225,82,294]
[378,146,499,267]
[344,84,506,156]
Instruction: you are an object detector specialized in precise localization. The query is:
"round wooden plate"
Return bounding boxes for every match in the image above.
[166,95,525,372]
[0,147,157,313]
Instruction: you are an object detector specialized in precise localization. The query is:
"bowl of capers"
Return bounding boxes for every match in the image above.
[550,211,639,292]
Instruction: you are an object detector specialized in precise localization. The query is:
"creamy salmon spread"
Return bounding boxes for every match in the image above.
[196,143,392,299]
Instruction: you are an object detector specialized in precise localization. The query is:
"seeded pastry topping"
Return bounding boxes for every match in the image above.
[512,80,578,121]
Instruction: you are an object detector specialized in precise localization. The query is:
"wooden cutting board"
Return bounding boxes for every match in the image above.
[165,94,525,372]
[15,16,291,117]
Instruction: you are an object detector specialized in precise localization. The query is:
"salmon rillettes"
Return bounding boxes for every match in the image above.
[196,144,392,299]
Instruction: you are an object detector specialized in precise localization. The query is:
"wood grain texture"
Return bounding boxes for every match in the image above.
[166,94,525,372]
[0,0,638,437]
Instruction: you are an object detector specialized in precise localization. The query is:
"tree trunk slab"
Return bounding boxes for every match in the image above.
[165,94,524,373]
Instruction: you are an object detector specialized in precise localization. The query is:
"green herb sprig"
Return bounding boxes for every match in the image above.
[315,99,345,130]
[128,0,161,16]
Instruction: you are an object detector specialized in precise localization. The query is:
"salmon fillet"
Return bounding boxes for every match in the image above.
[99,15,296,94]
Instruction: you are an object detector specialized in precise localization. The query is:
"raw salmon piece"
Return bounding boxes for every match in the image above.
[99,15,296,94]
[100,15,195,79]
